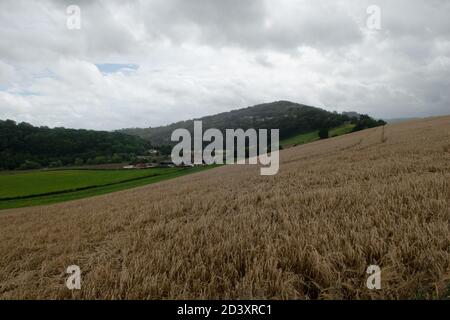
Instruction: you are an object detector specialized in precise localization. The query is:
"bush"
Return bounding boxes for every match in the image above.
[319,127,329,139]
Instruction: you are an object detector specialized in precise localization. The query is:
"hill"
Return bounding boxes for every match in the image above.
[120,101,385,146]
[0,120,151,170]
[1,116,449,299]
[1,102,384,170]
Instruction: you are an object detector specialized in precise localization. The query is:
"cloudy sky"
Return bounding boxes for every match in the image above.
[0,0,449,130]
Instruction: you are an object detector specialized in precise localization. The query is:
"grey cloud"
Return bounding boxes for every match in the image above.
[138,0,363,51]
[0,0,449,130]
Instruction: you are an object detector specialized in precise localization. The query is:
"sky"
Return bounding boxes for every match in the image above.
[0,0,449,130]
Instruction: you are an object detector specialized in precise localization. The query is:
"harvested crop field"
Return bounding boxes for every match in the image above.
[0,116,449,299]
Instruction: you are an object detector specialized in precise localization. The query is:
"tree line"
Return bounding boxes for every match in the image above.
[0,120,151,170]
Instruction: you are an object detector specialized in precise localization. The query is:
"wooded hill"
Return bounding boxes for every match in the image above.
[1,101,384,170]
[120,101,385,146]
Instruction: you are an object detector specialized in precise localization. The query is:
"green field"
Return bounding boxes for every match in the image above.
[280,124,355,148]
[280,130,320,147]
[329,124,356,137]
[0,166,212,210]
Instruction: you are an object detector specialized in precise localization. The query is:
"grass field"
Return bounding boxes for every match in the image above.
[329,124,356,137]
[280,124,355,147]
[0,167,212,210]
[0,117,449,299]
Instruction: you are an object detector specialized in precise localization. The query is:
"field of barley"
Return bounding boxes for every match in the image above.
[0,116,449,299]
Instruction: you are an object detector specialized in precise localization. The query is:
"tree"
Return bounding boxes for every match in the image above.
[318,127,329,140]
[93,156,107,164]
[352,115,386,132]
[0,119,150,170]
[111,154,122,163]
[74,158,84,166]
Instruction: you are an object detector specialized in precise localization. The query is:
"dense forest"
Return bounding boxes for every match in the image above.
[0,120,151,170]
[121,101,385,146]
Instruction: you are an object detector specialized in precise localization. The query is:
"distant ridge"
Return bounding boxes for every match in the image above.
[120,101,383,146]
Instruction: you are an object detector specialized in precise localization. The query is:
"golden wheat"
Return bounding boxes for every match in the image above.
[0,116,449,299]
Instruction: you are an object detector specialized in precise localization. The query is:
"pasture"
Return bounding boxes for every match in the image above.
[280,124,355,147]
[0,167,209,210]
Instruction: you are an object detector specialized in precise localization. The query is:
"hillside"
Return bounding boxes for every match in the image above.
[120,101,384,146]
[1,102,383,170]
[0,120,151,170]
[0,116,449,299]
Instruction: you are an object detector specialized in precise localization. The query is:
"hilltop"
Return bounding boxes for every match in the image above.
[120,101,384,146]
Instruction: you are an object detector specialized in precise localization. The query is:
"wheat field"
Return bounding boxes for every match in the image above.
[0,117,449,299]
